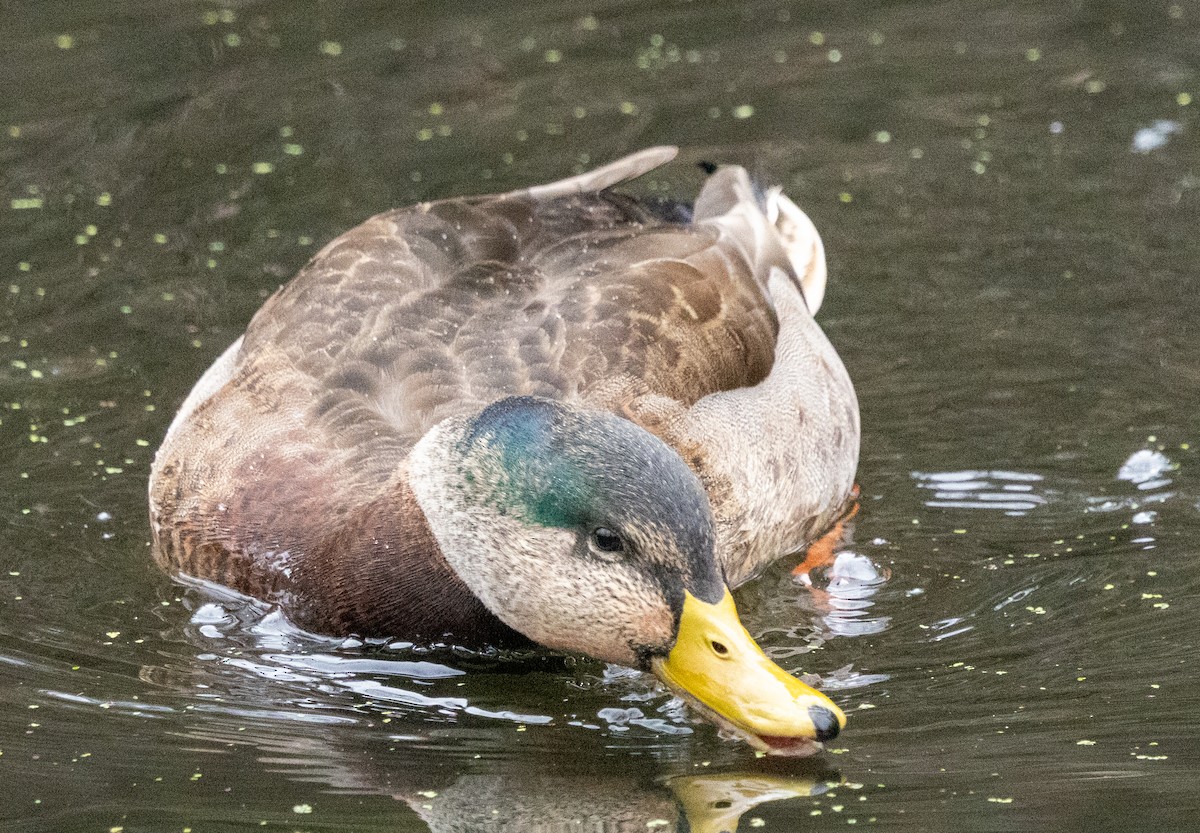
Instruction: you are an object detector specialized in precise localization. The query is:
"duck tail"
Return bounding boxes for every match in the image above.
[693,166,828,316]
[765,187,827,315]
[692,163,757,220]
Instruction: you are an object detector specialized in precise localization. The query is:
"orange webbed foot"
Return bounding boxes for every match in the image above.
[792,485,860,585]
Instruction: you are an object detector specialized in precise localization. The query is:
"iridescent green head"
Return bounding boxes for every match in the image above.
[410,396,724,666]
[462,396,724,601]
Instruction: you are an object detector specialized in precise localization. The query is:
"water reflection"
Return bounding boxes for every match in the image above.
[221,717,837,833]
[1116,448,1175,491]
[820,551,891,638]
[668,772,838,833]
[156,626,842,832]
[913,469,1049,515]
[1088,446,1181,531]
[402,769,838,833]
[1131,120,1183,154]
[119,588,845,832]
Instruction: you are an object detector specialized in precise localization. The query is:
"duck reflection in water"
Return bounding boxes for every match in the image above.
[401,769,839,833]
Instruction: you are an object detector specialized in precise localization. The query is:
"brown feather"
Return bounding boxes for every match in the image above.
[149,165,851,639]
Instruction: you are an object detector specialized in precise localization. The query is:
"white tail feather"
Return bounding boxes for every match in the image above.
[766,187,827,315]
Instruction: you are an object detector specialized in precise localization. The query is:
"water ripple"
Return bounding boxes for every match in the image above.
[913,469,1049,515]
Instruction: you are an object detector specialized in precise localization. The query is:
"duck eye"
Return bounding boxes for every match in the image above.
[589,527,625,554]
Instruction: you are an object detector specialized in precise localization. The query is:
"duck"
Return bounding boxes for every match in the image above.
[148,146,860,755]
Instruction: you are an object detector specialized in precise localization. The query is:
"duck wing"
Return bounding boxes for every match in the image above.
[227,149,781,455]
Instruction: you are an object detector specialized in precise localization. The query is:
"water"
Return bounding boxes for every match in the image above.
[2,1,1198,830]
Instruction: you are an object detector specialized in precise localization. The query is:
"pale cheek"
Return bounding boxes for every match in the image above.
[411,450,671,667]
[494,540,668,667]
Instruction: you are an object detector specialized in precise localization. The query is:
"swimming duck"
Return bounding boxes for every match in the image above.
[148,146,860,755]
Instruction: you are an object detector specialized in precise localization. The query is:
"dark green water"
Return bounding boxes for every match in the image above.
[2,1,1198,830]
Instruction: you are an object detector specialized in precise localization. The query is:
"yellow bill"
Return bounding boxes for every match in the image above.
[652,589,846,756]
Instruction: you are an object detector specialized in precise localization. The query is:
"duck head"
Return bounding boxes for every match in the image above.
[408,396,846,754]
